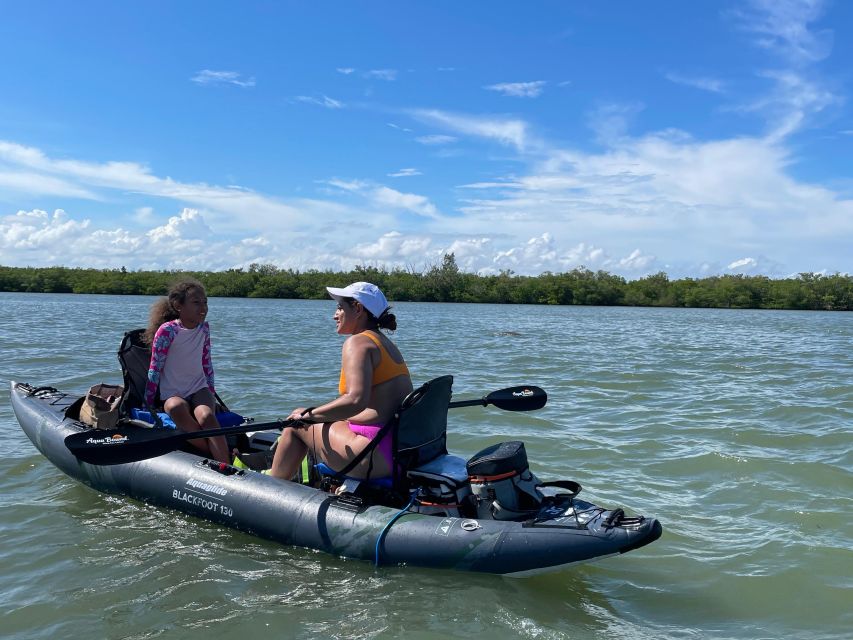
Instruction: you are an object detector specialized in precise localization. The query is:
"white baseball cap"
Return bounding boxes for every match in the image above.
[326,281,389,318]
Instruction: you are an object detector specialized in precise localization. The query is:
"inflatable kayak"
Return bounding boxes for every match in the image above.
[10,381,661,577]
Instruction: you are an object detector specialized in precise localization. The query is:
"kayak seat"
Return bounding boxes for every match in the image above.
[313,462,393,492]
[314,454,468,497]
[117,328,242,428]
[406,453,469,487]
[314,375,454,500]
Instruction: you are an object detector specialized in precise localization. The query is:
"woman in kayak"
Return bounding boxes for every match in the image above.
[269,281,413,481]
[144,278,230,463]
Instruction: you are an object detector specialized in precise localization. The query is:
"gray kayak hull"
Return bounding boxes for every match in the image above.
[10,382,662,576]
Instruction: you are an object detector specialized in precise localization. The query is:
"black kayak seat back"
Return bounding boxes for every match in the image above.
[117,328,155,417]
[394,374,453,471]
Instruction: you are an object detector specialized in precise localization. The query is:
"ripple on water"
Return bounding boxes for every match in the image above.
[2,296,852,640]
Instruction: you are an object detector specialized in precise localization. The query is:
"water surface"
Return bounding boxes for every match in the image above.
[1,293,850,639]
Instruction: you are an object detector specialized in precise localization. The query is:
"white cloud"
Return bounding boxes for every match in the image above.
[731,69,841,141]
[414,134,457,145]
[619,249,656,271]
[352,231,433,261]
[372,186,439,218]
[728,257,759,271]
[412,109,531,150]
[587,102,645,144]
[447,123,853,276]
[147,208,213,242]
[484,81,547,98]
[294,95,344,109]
[133,206,156,224]
[0,139,309,235]
[191,70,256,88]
[387,168,422,177]
[0,206,286,270]
[727,0,840,142]
[0,170,99,199]
[664,72,725,93]
[335,68,398,81]
[365,69,398,81]
[3,110,852,277]
[324,178,369,192]
[734,0,833,64]
[0,209,89,251]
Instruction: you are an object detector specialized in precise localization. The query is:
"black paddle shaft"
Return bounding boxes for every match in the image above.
[66,384,547,465]
[64,419,290,466]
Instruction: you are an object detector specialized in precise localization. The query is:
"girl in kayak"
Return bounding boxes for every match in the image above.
[269,282,413,480]
[144,279,230,463]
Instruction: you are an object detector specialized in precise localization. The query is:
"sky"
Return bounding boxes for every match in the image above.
[1,0,851,279]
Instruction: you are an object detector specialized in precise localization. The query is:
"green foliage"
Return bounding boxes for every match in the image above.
[0,261,850,311]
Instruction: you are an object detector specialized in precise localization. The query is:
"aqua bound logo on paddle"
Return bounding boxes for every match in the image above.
[85,433,129,445]
[512,389,534,397]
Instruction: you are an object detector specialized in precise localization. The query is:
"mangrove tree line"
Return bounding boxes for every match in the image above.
[1,255,850,310]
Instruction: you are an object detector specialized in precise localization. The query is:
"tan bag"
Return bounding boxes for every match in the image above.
[79,383,124,429]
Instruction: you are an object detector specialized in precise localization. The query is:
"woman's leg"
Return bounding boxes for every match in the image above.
[268,423,310,479]
[269,420,392,480]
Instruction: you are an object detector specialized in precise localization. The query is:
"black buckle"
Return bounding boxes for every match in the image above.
[334,492,364,512]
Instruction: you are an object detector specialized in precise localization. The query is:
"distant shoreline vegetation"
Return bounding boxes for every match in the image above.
[1,255,851,311]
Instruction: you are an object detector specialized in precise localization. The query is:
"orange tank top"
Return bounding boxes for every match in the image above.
[339,331,410,394]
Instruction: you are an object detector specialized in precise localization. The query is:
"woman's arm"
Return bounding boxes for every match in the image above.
[288,335,375,423]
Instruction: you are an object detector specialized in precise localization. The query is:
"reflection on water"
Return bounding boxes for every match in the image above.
[1,293,851,639]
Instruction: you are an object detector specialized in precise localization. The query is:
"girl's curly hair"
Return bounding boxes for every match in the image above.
[143,278,206,345]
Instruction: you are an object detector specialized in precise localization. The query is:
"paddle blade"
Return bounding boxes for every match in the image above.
[66,419,289,465]
[65,425,183,465]
[485,385,547,412]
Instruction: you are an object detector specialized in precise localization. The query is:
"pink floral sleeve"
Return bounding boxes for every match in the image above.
[202,323,215,393]
[145,321,178,407]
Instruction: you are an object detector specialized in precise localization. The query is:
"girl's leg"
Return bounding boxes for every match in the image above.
[269,420,391,480]
[194,407,229,462]
[164,396,214,458]
[164,390,229,463]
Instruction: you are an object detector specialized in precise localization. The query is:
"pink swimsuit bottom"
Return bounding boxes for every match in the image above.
[348,422,393,469]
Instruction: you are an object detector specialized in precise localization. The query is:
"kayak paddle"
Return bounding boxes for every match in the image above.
[66,384,546,465]
[449,385,547,412]
[65,419,296,466]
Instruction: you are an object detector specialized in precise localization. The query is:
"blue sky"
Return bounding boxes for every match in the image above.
[1,0,851,279]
